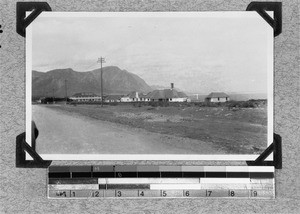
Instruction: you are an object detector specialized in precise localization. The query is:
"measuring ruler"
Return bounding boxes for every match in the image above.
[48,165,275,199]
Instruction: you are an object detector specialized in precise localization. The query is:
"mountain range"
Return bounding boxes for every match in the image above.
[32,66,153,98]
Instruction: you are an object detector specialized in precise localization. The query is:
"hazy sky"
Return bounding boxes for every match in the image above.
[30,12,272,94]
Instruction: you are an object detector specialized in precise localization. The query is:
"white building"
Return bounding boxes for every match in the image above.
[147,89,189,102]
[121,92,150,102]
[70,92,101,102]
[205,92,230,103]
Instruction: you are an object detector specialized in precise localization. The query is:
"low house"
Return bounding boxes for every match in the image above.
[105,95,122,102]
[120,91,149,102]
[205,92,230,103]
[120,96,131,102]
[147,89,189,102]
[128,91,141,102]
[139,94,151,102]
[70,92,102,102]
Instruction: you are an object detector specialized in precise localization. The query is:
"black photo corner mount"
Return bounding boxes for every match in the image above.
[246,2,282,170]
[16,2,52,37]
[247,133,282,169]
[246,1,282,37]
[16,2,52,167]
[16,124,52,168]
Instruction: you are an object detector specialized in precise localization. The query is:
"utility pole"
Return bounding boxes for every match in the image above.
[97,57,106,107]
[52,88,54,104]
[65,79,68,104]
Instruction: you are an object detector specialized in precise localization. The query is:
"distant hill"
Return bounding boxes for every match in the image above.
[32,66,153,98]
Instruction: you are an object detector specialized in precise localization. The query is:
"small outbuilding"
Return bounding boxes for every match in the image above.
[205,92,230,103]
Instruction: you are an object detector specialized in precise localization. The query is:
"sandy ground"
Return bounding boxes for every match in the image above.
[33,105,225,154]
[44,104,268,154]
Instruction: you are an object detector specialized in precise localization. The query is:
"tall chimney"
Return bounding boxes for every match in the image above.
[171,83,174,90]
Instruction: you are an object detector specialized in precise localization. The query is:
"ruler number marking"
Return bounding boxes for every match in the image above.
[206,190,212,197]
[228,190,235,197]
[92,191,100,197]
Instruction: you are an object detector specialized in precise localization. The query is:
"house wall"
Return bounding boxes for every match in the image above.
[121,97,132,102]
[210,97,228,102]
[169,98,188,102]
[70,96,101,102]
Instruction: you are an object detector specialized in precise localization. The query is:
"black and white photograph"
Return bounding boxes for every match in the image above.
[26,12,273,160]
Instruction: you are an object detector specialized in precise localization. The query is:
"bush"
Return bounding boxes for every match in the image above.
[148,101,169,107]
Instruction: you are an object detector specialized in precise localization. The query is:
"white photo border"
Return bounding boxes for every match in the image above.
[26,11,274,161]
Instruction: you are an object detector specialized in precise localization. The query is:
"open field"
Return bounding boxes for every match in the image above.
[38,101,268,154]
[33,105,225,154]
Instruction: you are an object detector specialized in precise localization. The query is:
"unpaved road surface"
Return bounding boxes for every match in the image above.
[33,105,224,154]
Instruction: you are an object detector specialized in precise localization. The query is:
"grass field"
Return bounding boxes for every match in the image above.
[42,101,268,154]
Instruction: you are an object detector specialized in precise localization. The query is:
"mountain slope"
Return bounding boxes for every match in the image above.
[32,66,152,98]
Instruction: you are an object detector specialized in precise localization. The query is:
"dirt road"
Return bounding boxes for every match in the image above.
[33,105,224,154]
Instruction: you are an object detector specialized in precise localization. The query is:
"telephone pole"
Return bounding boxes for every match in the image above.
[97,57,106,107]
[65,79,68,104]
[52,88,54,104]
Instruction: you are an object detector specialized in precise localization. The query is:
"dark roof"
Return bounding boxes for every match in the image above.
[105,95,122,100]
[147,89,187,99]
[206,92,229,98]
[71,92,99,97]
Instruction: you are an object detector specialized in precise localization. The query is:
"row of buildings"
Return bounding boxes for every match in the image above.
[70,90,192,103]
[69,84,230,103]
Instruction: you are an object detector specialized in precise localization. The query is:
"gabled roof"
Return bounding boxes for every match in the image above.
[105,95,122,100]
[71,92,99,97]
[147,89,187,99]
[206,92,229,98]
